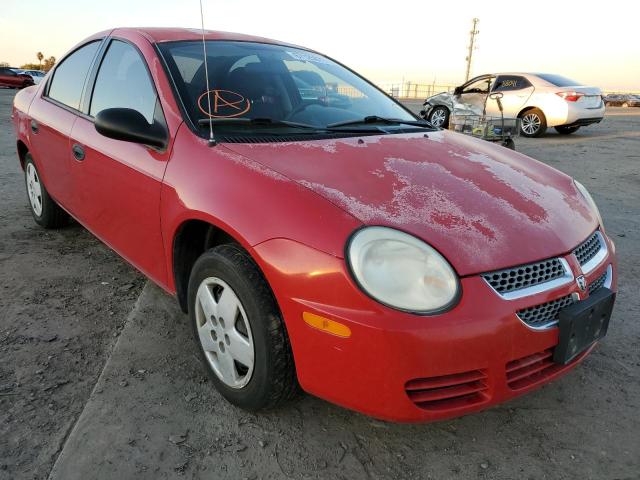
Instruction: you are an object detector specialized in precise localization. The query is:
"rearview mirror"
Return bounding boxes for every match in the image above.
[453,86,463,95]
[95,108,167,149]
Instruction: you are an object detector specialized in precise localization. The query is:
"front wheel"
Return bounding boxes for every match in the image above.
[24,154,69,228]
[555,126,580,135]
[428,106,450,128]
[188,244,299,411]
[519,108,547,137]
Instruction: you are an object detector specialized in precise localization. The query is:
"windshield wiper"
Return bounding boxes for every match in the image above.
[327,115,434,129]
[197,117,323,131]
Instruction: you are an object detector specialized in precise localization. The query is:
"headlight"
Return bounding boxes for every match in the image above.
[574,180,604,229]
[347,227,459,314]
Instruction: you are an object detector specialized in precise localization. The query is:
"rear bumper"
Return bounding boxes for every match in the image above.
[563,102,605,126]
[560,117,604,128]
[253,233,618,423]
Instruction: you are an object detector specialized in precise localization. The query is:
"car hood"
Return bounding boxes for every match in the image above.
[224,131,598,276]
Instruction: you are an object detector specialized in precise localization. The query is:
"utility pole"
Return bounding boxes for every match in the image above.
[465,18,480,82]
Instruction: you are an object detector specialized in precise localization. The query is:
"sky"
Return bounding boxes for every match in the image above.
[1,0,639,91]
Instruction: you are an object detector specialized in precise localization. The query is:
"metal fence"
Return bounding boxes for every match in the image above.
[379,82,457,99]
[372,82,640,100]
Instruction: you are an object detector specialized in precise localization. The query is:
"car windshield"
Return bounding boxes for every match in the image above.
[535,73,582,87]
[158,41,416,134]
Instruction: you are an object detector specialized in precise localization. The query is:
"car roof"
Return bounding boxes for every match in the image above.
[111,27,306,50]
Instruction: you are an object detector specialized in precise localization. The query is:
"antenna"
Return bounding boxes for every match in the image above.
[199,0,216,147]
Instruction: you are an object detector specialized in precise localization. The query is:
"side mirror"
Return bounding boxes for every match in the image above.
[95,108,167,149]
[453,86,463,95]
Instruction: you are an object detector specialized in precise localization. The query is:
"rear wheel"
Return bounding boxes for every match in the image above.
[555,126,580,135]
[188,244,299,411]
[24,154,69,228]
[428,106,450,128]
[519,108,547,137]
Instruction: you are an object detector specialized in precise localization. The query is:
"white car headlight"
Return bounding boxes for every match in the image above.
[347,227,459,314]
[574,180,603,229]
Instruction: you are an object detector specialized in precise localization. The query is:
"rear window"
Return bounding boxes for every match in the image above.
[535,73,581,87]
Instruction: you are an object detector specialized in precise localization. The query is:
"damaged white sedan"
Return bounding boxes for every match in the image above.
[421,73,605,137]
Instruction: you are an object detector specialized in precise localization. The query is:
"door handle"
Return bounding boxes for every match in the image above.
[30,120,38,133]
[72,144,85,161]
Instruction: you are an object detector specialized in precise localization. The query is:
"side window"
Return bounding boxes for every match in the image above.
[48,41,100,110]
[493,76,531,92]
[462,77,492,94]
[89,40,158,123]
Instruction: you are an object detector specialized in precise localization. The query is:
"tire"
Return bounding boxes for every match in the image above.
[501,138,516,150]
[555,126,580,135]
[428,106,450,128]
[188,244,299,411]
[519,108,547,137]
[622,102,629,108]
[24,154,69,228]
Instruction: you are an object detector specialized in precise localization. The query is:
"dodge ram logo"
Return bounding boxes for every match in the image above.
[576,275,587,292]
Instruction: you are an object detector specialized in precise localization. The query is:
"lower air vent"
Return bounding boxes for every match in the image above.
[506,349,564,390]
[405,370,488,411]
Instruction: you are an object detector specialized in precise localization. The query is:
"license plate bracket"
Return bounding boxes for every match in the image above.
[553,287,615,365]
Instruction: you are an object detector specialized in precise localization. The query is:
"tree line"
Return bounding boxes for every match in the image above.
[0,52,56,71]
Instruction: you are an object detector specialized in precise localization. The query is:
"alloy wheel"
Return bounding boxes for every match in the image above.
[430,108,447,127]
[195,277,255,388]
[26,163,43,216]
[521,113,541,135]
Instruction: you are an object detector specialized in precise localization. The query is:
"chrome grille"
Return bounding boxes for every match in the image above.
[482,258,565,295]
[517,294,576,328]
[573,231,602,266]
[517,266,610,328]
[588,270,608,294]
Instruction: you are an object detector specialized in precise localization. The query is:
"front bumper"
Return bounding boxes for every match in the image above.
[253,232,617,423]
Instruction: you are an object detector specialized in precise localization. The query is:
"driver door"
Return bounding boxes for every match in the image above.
[454,75,494,115]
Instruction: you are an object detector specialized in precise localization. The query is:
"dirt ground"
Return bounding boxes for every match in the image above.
[1,88,639,479]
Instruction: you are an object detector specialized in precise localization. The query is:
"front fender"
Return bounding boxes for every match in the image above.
[160,124,362,294]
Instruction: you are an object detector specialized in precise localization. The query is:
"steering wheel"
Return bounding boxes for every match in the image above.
[286,100,325,120]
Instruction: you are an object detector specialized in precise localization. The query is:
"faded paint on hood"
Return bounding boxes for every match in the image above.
[225,131,598,276]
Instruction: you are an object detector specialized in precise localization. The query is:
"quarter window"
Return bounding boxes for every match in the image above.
[90,40,158,123]
[462,77,493,94]
[48,41,100,110]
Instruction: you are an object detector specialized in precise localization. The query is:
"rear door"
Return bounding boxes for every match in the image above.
[488,75,534,117]
[68,38,169,285]
[27,41,102,207]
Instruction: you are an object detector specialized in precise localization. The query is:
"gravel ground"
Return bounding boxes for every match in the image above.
[1,88,639,479]
[0,89,145,478]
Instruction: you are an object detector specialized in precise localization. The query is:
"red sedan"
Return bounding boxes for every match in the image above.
[0,67,34,89]
[12,28,617,422]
